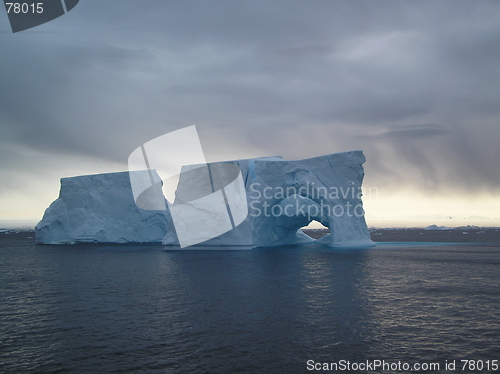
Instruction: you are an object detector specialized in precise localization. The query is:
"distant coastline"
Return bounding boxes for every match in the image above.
[2,227,500,244]
[303,227,500,243]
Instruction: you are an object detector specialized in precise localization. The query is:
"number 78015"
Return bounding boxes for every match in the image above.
[5,3,43,14]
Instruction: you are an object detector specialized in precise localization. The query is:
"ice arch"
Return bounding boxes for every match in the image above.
[162,151,375,248]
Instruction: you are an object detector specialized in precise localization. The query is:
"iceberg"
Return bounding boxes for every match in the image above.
[35,171,172,244]
[36,151,375,248]
[162,150,374,248]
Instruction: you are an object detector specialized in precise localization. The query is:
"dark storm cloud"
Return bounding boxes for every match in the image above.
[355,124,449,190]
[1,0,500,196]
[357,124,450,140]
[356,123,500,193]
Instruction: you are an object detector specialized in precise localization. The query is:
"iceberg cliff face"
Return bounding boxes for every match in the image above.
[36,151,375,248]
[36,171,171,244]
[162,150,375,248]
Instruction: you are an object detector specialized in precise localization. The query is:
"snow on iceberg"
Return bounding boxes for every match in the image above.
[36,151,375,248]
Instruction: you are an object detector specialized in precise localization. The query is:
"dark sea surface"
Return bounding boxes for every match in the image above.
[1,232,500,373]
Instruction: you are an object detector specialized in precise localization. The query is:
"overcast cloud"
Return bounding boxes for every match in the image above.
[1,0,500,220]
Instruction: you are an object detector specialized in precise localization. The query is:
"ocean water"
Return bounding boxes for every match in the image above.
[1,234,500,373]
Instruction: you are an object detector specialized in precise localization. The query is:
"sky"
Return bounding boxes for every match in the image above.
[1,0,499,228]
